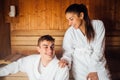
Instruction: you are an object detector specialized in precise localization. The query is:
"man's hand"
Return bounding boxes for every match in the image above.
[87,72,99,80]
[58,59,68,68]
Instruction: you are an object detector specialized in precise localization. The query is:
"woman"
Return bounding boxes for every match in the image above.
[59,3,110,80]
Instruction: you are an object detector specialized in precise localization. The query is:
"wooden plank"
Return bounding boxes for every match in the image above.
[106,36,120,41]
[11,40,63,46]
[106,42,120,46]
[12,45,62,51]
[0,60,11,65]
[106,30,120,36]
[11,45,38,54]
[0,77,28,80]
[11,39,120,46]
[106,36,120,46]
[0,72,28,80]
[11,30,65,36]
[11,45,62,54]
[106,46,120,53]
[7,72,27,77]
[11,36,63,40]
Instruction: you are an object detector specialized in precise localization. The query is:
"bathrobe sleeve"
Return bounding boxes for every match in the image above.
[89,20,106,72]
[55,66,69,80]
[62,28,74,68]
[0,56,31,76]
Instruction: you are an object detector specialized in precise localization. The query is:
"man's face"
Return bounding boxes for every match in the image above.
[37,40,55,61]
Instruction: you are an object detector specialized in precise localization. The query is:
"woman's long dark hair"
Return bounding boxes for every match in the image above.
[65,3,95,42]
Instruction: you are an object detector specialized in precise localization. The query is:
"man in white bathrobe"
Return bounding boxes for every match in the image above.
[0,35,69,80]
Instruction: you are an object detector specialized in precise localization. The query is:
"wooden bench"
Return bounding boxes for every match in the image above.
[0,72,28,80]
[0,71,74,80]
[0,30,120,80]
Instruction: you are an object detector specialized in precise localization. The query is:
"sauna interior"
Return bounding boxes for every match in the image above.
[0,0,120,80]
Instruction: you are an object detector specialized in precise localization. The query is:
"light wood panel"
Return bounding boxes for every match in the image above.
[11,30,120,54]
[11,30,65,54]
[4,0,119,31]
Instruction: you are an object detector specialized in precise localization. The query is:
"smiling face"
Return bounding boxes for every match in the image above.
[65,12,84,29]
[37,40,55,61]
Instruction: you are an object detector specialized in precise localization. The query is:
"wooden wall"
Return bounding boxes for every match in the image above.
[4,0,120,52]
[4,0,120,56]
[0,0,11,59]
[4,0,119,31]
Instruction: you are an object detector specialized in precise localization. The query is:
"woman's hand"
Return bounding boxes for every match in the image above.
[58,59,69,68]
[87,72,99,80]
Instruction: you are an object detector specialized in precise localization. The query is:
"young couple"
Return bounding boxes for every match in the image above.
[0,3,110,80]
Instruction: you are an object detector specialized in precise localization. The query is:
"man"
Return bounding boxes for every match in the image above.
[0,35,69,80]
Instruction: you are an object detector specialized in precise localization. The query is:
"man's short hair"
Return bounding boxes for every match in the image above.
[37,35,55,46]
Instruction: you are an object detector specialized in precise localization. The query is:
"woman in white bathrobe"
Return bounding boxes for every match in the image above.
[59,4,111,80]
[0,35,69,80]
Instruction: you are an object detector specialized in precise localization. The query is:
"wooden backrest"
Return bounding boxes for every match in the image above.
[11,30,120,55]
[105,31,120,53]
[11,30,65,55]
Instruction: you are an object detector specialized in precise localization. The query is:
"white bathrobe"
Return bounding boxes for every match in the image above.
[62,20,110,80]
[0,54,69,80]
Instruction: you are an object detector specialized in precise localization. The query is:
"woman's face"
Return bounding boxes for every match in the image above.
[65,12,83,29]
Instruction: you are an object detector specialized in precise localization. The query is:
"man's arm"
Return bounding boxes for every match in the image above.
[55,66,69,80]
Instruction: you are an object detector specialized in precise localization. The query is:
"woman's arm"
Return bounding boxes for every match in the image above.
[89,20,106,72]
[59,29,74,68]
